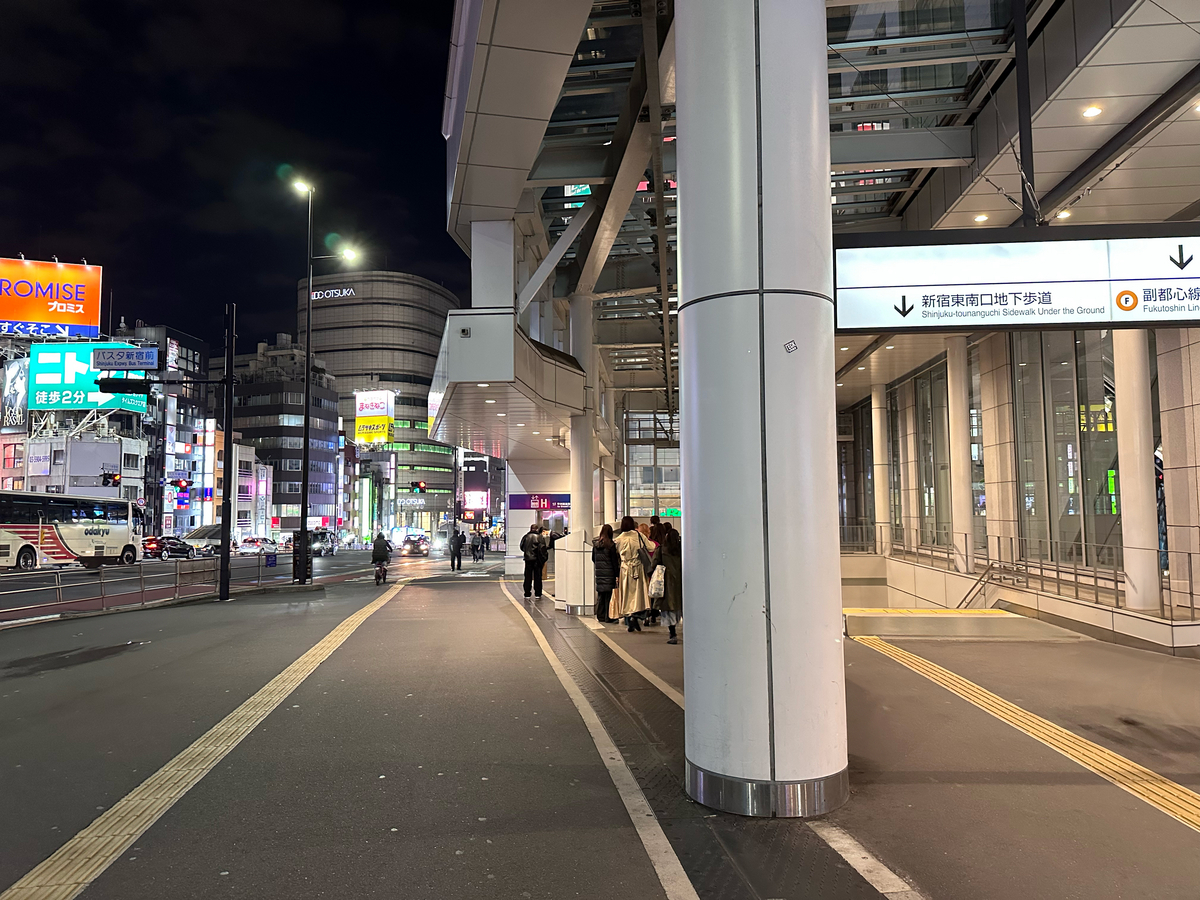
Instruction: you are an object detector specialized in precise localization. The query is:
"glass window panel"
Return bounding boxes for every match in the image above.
[1043,331,1083,560]
[968,343,987,551]
[1013,332,1049,558]
[1075,329,1120,567]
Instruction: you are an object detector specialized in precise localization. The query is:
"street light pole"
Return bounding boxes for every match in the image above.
[299,186,314,584]
[219,303,236,600]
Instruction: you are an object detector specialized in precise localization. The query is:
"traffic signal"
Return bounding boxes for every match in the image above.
[96,378,152,395]
[173,478,192,491]
[410,480,427,494]
[101,473,122,487]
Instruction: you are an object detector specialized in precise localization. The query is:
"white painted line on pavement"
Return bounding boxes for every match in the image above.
[592,628,686,710]
[807,820,924,898]
[500,580,699,900]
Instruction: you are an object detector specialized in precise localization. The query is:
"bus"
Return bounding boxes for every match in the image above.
[0,490,142,570]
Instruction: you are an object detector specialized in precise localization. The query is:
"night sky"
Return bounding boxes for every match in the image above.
[0,2,469,349]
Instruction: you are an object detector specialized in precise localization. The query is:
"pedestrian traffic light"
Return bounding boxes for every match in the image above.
[101,473,122,487]
[410,480,427,493]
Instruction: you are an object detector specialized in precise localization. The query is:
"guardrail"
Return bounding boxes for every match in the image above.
[839,522,1198,622]
[0,553,300,623]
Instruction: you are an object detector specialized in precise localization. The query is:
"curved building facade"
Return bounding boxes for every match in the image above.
[298,271,460,535]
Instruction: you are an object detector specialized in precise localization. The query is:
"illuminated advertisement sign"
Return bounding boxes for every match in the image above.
[463,490,489,510]
[29,342,147,413]
[355,416,392,444]
[836,234,1200,331]
[0,258,102,337]
[1,358,29,433]
[355,390,394,418]
[509,493,570,510]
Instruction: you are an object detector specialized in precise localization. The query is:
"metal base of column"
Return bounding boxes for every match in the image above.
[565,604,593,616]
[686,759,849,817]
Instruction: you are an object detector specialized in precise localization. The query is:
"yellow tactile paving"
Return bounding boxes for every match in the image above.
[844,607,1014,616]
[1,584,403,900]
[854,635,1200,834]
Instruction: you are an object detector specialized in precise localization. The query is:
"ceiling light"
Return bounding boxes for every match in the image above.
[477,383,490,387]
[836,382,844,387]
[1018,362,1027,367]
[497,412,506,416]
[485,399,495,404]
[1083,106,1102,118]
[857,366,866,370]
[532,431,540,435]
[1056,210,1072,219]
[545,438,552,442]
[516,423,525,427]
[885,345,894,350]
[974,214,989,223]
[840,346,849,351]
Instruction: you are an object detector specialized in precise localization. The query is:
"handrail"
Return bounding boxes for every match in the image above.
[957,561,996,609]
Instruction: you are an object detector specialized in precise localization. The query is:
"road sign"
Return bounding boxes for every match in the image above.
[136,497,146,508]
[92,346,158,370]
[29,342,147,412]
[835,234,1200,332]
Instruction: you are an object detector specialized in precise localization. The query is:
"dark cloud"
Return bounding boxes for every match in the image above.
[0,0,468,346]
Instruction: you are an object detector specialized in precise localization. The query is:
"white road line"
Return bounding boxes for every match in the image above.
[807,821,924,898]
[499,581,699,900]
[591,628,686,710]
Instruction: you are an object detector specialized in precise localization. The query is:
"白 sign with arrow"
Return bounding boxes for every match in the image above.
[1170,245,1193,271]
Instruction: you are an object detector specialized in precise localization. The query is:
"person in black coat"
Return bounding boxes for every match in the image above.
[591,523,621,623]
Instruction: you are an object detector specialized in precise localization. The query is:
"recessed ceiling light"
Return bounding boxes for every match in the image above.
[857,366,866,370]
[840,346,849,351]
[1083,106,1102,118]
[545,438,552,442]
[485,399,495,404]
[974,214,989,223]
[497,412,506,417]
[477,383,490,387]
[1018,362,1027,367]
[1056,210,1072,219]
[516,423,525,427]
[836,382,844,387]
[885,345,894,349]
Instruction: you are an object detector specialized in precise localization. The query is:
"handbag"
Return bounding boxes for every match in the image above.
[649,564,666,599]
[637,537,654,577]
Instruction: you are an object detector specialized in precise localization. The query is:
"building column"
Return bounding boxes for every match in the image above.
[677,0,847,817]
[1113,329,1161,612]
[870,384,891,556]
[946,337,974,573]
[603,466,617,527]
[561,292,595,615]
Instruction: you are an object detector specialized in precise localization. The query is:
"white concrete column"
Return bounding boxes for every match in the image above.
[946,337,974,573]
[677,0,847,817]
[603,466,617,526]
[870,384,891,556]
[1113,329,1162,612]
[561,292,595,615]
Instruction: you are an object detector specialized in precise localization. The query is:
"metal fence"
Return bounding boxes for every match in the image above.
[0,554,300,624]
[840,523,1198,622]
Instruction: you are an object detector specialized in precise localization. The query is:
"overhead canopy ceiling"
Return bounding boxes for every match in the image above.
[444,0,1200,411]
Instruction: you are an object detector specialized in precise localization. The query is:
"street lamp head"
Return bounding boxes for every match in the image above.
[341,248,357,261]
[293,180,312,193]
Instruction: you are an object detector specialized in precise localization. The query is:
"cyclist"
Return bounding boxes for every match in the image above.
[372,531,391,584]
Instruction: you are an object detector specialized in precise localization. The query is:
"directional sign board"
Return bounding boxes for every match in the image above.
[92,346,158,370]
[29,342,147,412]
[835,235,1200,332]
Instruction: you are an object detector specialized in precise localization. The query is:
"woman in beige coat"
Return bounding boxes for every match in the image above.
[613,516,654,631]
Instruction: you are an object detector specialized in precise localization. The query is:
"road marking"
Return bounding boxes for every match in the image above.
[1,584,403,900]
[807,821,922,898]
[499,580,699,900]
[591,628,686,710]
[854,635,1200,834]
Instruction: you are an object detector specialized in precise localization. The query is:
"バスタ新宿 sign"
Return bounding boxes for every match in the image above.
[835,235,1200,331]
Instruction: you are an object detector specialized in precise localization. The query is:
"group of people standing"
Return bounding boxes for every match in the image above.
[449,529,494,570]
[593,516,683,644]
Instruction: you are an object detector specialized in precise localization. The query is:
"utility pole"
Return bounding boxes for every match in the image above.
[219,304,236,601]
[299,189,315,584]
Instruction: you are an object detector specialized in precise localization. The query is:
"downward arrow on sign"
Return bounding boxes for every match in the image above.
[894,295,914,317]
[1170,244,1193,270]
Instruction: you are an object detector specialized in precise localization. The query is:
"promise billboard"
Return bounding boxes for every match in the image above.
[0,258,102,337]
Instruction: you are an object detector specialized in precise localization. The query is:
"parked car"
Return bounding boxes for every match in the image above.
[143,535,199,560]
[399,536,429,557]
[237,537,278,556]
[311,532,337,557]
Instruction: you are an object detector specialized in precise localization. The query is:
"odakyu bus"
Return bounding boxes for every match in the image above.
[0,490,142,570]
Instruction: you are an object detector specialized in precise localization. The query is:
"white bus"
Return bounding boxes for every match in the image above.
[0,491,142,570]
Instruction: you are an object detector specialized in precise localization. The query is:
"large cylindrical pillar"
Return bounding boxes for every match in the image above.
[677,0,847,817]
[1113,329,1161,612]
[563,293,595,615]
[946,337,974,573]
[871,385,891,556]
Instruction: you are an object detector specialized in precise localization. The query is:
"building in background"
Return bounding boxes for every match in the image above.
[210,334,339,539]
[299,271,458,534]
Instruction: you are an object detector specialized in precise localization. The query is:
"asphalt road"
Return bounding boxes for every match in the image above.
[0,566,665,899]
